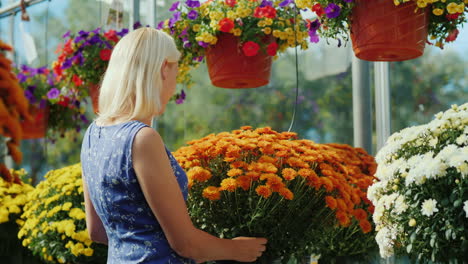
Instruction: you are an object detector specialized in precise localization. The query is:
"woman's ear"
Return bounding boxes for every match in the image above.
[161,59,168,80]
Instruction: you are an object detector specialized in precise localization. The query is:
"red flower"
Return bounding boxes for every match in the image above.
[225,0,236,7]
[63,39,74,55]
[100,49,112,61]
[219,18,235,33]
[445,29,459,42]
[266,42,278,56]
[72,75,83,87]
[312,3,325,17]
[242,41,260,57]
[104,30,119,42]
[58,96,70,107]
[446,13,460,21]
[254,6,276,18]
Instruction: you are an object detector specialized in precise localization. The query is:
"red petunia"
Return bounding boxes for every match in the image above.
[242,41,260,57]
[100,49,112,61]
[58,96,70,107]
[266,42,278,56]
[445,28,459,42]
[104,30,119,42]
[225,0,236,7]
[219,18,235,33]
[446,13,460,21]
[253,6,277,19]
[72,75,83,87]
[312,3,325,17]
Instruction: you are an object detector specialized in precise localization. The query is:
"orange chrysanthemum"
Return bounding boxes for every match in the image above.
[336,198,348,212]
[236,175,252,191]
[336,210,351,227]
[278,187,294,200]
[353,208,368,221]
[297,168,313,178]
[281,168,297,181]
[265,175,285,192]
[359,219,372,233]
[220,178,238,192]
[245,171,260,181]
[202,186,221,201]
[320,177,334,192]
[286,157,309,168]
[255,185,272,198]
[325,196,337,210]
[227,168,243,177]
[187,166,212,182]
[258,155,277,164]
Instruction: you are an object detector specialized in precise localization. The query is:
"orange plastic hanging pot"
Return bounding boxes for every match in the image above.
[206,33,273,89]
[21,106,49,139]
[89,83,100,113]
[350,0,429,61]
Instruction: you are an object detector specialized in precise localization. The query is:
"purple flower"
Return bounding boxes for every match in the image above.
[260,0,273,7]
[175,90,186,104]
[20,64,30,72]
[325,3,341,19]
[198,41,209,48]
[80,114,89,123]
[117,28,129,37]
[37,66,48,74]
[39,99,47,109]
[183,41,192,48]
[192,56,204,62]
[47,75,55,86]
[92,27,101,34]
[88,35,102,45]
[186,0,200,8]
[309,19,321,32]
[279,0,293,7]
[180,28,188,37]
[343,0,353,2]
[187,10,198,20]
[169,1,180,11]
[133,21,142,29]
[24,89,36,104]
[47,88,60,99]
[156,21,165,29]
[72,53,84,66]
[17,73,28,83]
[309,31,319,43]
[169,12,181,28]
[61,58,73,70]
[62,31,71,39]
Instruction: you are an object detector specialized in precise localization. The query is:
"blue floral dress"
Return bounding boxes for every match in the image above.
[80,120,195,264]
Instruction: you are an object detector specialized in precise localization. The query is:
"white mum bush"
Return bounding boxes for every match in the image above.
[368,103,468,263]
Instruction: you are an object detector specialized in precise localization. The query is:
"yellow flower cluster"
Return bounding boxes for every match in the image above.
[195,32,218,45]
[0,169,33,224]
[18,164,105,264]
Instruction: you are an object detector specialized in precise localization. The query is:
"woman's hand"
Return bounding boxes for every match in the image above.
[231,237,268,262]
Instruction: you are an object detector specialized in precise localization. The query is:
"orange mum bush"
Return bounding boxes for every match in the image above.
[173,126,377,261]
[0,40,30,183]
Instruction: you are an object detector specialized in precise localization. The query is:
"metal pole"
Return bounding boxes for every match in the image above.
[130,0,140,29]
[374,62,391,152]
[352,56,373,154]
[7,13,15,61]
[148,0,157,27]
[0,0,46,18]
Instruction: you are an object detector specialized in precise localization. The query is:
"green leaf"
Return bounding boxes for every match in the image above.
[453,199,462,207]
[406,243,412,253]
[430,237,436,248]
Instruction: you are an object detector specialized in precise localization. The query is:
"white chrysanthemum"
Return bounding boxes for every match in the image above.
[464,201,468,218]
[383,193,399,209]
[367,181,386,204]
[375,225,399,258]
[421,199,439,217]
[373,201,385,225]
[393,195,408,215]
[456,134,467,146]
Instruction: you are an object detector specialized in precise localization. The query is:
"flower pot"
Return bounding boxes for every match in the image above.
[21,106,49,139]
[89,83,100,113]
[350,0,429,61]
[206,33,273,89]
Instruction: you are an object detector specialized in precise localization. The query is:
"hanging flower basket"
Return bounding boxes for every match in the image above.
[350,0,429,61]
[89,83,100,113]
[21,106,48,139]
[206,33,273,89]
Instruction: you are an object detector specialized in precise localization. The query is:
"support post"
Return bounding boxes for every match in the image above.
[374,62,391,152]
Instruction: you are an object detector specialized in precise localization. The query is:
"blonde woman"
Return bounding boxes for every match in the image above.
[80,28,267,263]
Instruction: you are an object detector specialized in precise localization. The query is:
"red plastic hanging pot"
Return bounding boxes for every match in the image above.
[21,106,49,139]
[350,0,429,61]
[89,83,100,113]
[206,33,273,89]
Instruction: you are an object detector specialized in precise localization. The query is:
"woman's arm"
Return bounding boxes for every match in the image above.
[81,173,109,245]
[132,127,267,263]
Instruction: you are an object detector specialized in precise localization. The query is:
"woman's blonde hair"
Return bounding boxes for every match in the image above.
[95,27,180,123]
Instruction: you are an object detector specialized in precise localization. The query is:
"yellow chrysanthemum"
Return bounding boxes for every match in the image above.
[220,178,238,192]
[432,8,444,16]
[202,186,221,201]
